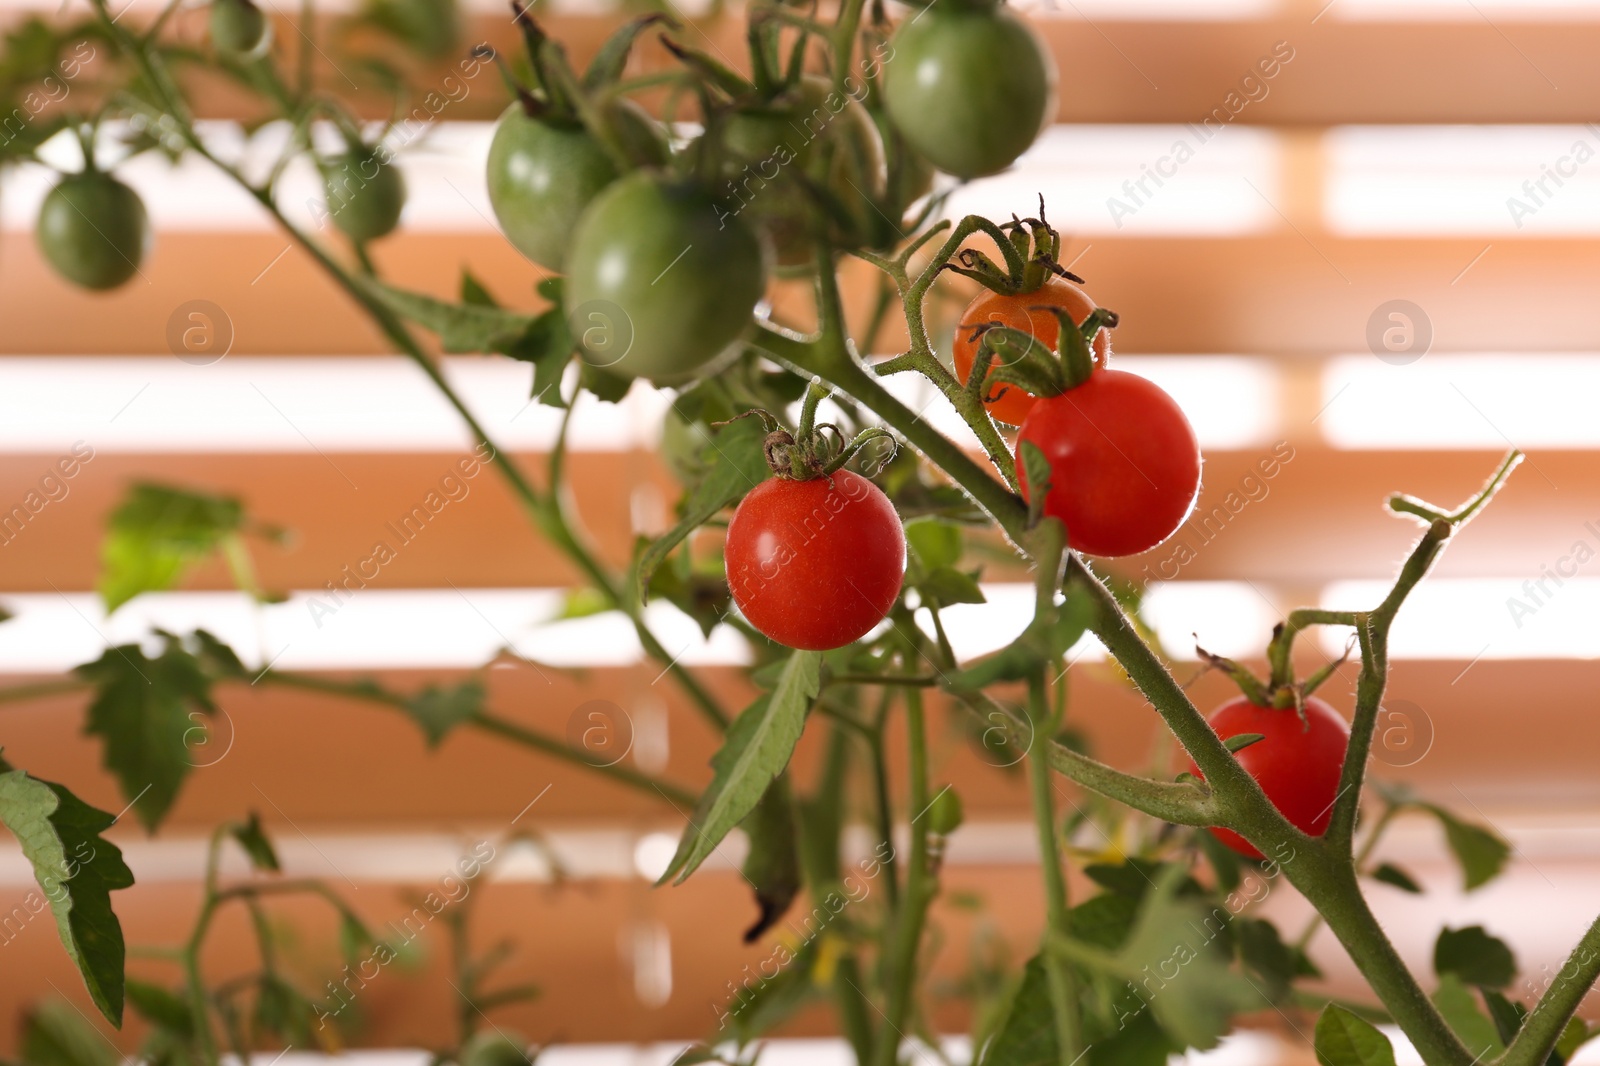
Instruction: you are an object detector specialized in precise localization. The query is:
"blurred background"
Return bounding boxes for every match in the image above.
[3,0,1600,1062]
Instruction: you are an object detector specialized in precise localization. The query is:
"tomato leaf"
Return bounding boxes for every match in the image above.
[1234,917,1296,1002]
[1434,925,1517,989]
[368,281,540,353]
[125,981,195,1036]
[459,269,499,308]
[1480,988,1528,1048]
[739,773,801,943]
[1018,440,1052,529]
[1369,862,1423,893]
[659,650,821,885]
[0,769,135,1026]
[1223,732,1265,754]
[75,632,224,830]
[1420,804,1511,891]
[1313,1005,1396,1066]
[401,678,485,748]
[978,953,1055,1066]
[920,567,987,606]
[637,415,771,607]
[229,811,280,873]
[1432,974,1504,1060]
[99,482,247,612]
[20,1000,121,1066]
[905,516,963,570]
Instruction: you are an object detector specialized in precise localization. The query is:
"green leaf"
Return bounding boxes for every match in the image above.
[1067,892,1140,951]
[20,1001,119,1066]
[99,483,245,612]
[1235,917,1296,1002]
[1083,859,1201,901]
[402,679,485,747]
[368,281,538,354]
[637,415,771,606]
[1019,440,1052,529]
[920,567,987,606]
[659,651,822,885]
[1314,1004,1396,1066]
[1480,989,1527,1048]
[1197,828,1242,894]
[582,14,667,90]
[978,953,1054,1066]
[503,310,574,408]
[229,812,280,873]
[125,981,194,1036]
[1369,862,1423,893]
[1224,733,1265,754]
[0,771,135,1025]
[459,269,499,308]
[1432,974,1503,1060]
[739,774,801,943]
[1556,1016,1594,1061]
[75,633,219,830]
[1434,925,1516,989]
[1421,804,1510,891]
[905,517,963,570]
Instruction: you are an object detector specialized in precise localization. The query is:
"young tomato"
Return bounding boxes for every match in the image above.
[36,172,151,291]
[724,470,905,651]
[1015,368,1200,557]
[1189,695,1350,858]
[952,275,1111,426]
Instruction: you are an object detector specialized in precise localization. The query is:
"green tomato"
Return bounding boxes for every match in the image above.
[873,108,935,216]
[210,0,270,57]
[36,172,151,291]
[458,1031,532,1066]
[927,785,964,836]
[883,2,1057,179]
[563,172,766,383]
[715,74,885,269]
[322,149,405,242]
[486,101,666,272]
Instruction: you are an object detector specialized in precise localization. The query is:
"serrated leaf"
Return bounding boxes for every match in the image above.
[20,1001,119,1066]
[1314,1005,1396,1066]
[905,517,962,570]
[1224,733,1265,754]
[638,415,771,606]
[402,679,484,747]
[125,981,194,1036]
[1370,862,1422,893]
[1432,974,1503,1060]
[1067,892,1140,951]
[659,651,821,885]
[739,774,801,943]
[1235,917,1296,1002]
[0,771,135,1025]
[978,953,1054,1066]
[1434,925,1516,989]
[99,483,244,612]
[368,281,538,353]
[75,634,219,830]
[230,812,280,873]
[503,310,574,409]
[920,567,987,606]
[1422,805,1510,891]
[1019,441,1052,529]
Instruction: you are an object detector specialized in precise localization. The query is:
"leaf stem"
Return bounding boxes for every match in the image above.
[1027,668,1081,1065]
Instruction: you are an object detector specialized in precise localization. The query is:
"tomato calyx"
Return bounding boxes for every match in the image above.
[720,381,899,481]
[1195,638,1355,729]
[965,304,1119,413]
[944,198,1080,297]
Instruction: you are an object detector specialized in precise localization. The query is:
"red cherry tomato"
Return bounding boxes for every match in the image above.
[1190,695,1350,859]
[725,470,906,651]
[1014,368,1200,557]
[951,276,1111,426]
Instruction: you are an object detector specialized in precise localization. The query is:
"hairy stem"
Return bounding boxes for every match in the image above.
[1027,669,1081,1065]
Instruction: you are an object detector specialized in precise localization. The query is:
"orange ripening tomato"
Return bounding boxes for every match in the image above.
[951,276,1112,426]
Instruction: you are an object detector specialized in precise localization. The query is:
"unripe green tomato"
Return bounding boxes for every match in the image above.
[873,109,935,214]
[563,172,766,383]
[715,74,886,269]
[322,150,405,242]
[883,3,1057,179]
[36,172,151,292]
[927,786,964,836]
[660,408,714,485]
[210,0,271,58]
[458,1030,532,1066]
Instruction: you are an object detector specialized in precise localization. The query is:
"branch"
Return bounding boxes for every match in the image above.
[1502,913,1600,1066]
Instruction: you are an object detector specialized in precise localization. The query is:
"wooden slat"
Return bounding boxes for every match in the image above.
[4,231,1596,357]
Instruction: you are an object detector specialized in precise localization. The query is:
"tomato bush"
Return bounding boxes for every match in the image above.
[563,171,767,382]
[1015,368,1200,557]
[36,172,150,291]
[952,275,1111,425]
[725,469,905,651]
[1190,696,1351,858]
[882,2,1056,179]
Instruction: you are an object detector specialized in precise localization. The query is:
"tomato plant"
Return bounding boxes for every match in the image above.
[563,172,767,381]
[1190,695,1351,858]
[952,275,1111,425]
[882,1,1056,179]
[36,171,150,291]
[1016,368,1201,557]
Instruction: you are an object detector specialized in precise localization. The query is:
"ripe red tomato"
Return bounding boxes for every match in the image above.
[1014,369,1200,557]
[952,276,1111,426]
[1190,695,1350,858]
[725,470,905,651]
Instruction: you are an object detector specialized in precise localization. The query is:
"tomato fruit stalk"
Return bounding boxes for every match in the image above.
[1189,695,1351,858]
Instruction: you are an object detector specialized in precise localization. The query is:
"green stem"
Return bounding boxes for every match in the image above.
[0,678,92,705]
[1501,913,1600,1066]
[1296,799,1398,952]
[1027,669,1081,1066]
